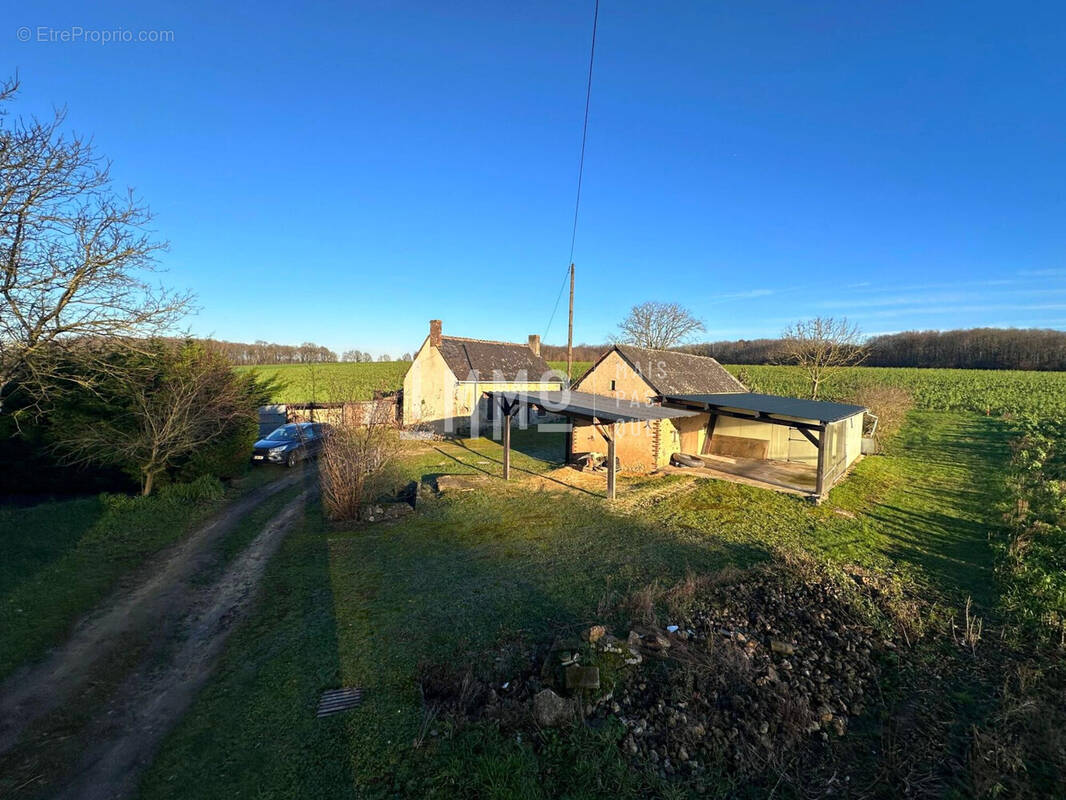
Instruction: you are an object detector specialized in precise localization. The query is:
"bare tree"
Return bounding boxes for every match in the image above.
[317,379,401,521]
[303,362,321,404]
[0,76,191,414]
[778,317,868,399]
[55,346,256,495]
[616,301,705,350]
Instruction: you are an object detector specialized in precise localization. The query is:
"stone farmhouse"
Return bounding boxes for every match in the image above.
[402,320,562,434]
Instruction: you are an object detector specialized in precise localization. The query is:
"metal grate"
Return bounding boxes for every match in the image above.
[316,688,364,718]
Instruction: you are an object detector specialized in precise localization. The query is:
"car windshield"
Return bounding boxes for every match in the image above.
[266,425,304,441]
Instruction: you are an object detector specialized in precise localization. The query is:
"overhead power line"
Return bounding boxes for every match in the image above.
[545,0,600,342]
[568,0,600,266]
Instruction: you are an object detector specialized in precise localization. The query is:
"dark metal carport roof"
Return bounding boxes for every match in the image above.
[483,390,697,501]
[663,392,867,424]
[498,389,699,423]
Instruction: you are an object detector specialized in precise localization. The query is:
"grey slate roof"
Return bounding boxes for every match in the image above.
[613,345,747,395]
[492,390,699,423]
[439,336,559,383]
[665,392,867,424]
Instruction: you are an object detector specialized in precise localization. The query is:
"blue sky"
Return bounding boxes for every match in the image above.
[6,1,1065,356]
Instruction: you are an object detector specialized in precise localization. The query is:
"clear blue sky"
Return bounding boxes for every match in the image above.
[7,1,1065,356]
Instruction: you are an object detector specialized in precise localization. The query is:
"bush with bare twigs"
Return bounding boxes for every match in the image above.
[317,381,402,521]
[850,384,915,444]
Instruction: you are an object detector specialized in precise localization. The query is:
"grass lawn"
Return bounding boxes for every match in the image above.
[0,468,284,680]
[140,410,1011,799]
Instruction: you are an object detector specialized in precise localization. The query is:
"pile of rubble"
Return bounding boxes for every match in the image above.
[423,562,901,784]
[608,573,890,781]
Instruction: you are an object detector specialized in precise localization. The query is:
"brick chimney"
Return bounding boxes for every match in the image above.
[429,319,442,348]
[527,334,541,356]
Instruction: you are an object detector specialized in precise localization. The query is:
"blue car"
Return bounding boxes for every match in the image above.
[251,422,330,467]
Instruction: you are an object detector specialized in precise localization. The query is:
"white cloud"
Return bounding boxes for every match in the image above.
[1018,268,1066,277]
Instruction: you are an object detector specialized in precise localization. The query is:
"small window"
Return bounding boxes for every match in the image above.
[610,380,617,391]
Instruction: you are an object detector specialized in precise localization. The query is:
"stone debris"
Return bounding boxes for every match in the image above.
[770,639,796,655]
[421,560,902,787]
[434,474,489,493]
[358,502,413,523]
[584,625,607,643]
[533,689,574,728]
[607,568,892,782]
[564,666,601,691]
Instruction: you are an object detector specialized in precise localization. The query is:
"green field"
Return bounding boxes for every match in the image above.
[241,360,1066,418]
[732,364,1066,417]
[236,361,412,403]
[238,361,594,403]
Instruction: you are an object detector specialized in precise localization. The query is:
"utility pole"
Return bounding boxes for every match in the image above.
[566,263,575,383]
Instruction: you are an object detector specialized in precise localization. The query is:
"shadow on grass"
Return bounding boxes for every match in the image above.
[862,414,1012,607]
[321,484,772,797]
[447,438,602,499]
[139,472,772,799]
[0,497,104,600]
[138,487,361,800]
[473,426,569,464]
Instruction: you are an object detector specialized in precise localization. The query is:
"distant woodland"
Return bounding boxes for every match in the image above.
[685,328,1066,371]
[202,339,412,365]
[204,329,1066,371]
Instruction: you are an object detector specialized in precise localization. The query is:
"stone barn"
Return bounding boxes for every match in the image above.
[569,345,746,471]
[570,344,867,496]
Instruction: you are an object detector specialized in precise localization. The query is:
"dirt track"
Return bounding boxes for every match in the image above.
[0,471,312,799]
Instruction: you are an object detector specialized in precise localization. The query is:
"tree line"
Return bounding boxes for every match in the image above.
[199,339,414,365]
[687,328,1066,371]
[202,339,338,365]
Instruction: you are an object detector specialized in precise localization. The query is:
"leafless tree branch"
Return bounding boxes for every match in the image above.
[0,76,192,414]
[776,317,868,399]
[616,301,705,350]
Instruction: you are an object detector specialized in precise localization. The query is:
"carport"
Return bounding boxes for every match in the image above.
[486,390,698,500]
[661,393,867,498]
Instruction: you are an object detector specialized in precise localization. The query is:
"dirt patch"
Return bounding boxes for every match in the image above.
[0,471,311,798]
[53,491,310,800]
[416,556,930,795]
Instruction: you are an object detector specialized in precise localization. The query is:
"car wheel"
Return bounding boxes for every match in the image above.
[286,450,299,468]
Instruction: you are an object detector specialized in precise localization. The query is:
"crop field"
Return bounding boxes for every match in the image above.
[238,361,593,403]
[235,362,410,403]
[730,364,1066,417]
[242,360,1066,418]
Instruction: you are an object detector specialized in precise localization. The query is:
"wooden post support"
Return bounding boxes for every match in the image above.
[502,400,512,481]
[606,421,617,501]
[815,425,827,498]
[566,263,574,383]
[701,413,718,455]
